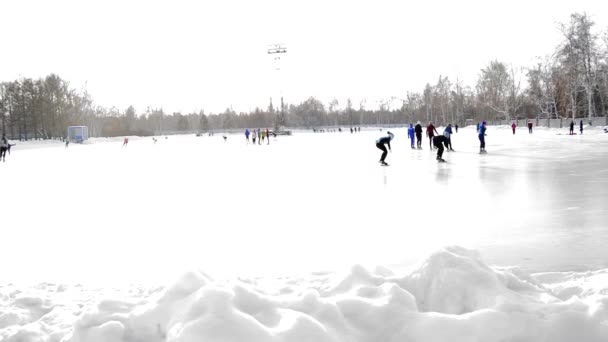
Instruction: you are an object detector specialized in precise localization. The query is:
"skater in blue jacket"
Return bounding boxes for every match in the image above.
[443,124,454,151]
[478,121,487,153]
[407,124,415,149]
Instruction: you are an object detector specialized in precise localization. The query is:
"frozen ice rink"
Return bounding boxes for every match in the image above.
[2,125,608,342]
[2,125,607,284]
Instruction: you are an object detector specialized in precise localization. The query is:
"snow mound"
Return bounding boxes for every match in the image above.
[2,247,608,342]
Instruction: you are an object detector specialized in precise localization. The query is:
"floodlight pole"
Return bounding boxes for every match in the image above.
[267,44,287,131]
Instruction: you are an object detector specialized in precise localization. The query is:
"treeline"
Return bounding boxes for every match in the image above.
[1,13,607,140]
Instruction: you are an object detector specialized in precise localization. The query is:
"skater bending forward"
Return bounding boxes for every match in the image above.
[433,135,449,162]
[376,131,394,166]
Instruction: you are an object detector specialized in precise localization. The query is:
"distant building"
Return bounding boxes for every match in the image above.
[67,126,89,143]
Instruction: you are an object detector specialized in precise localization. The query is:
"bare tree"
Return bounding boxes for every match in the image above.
[477,60,523,120]
[558,13,599,120]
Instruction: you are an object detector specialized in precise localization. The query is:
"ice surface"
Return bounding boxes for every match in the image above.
[1,126,607,284]
[1,125,608,341]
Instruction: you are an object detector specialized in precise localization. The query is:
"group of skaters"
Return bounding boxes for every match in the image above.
[244,128,271,145]
[569,120,584,135]
[376,121,490,165]
[313,127,362,133]
[509,120,535,134]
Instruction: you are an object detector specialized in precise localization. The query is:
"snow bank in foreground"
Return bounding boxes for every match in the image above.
[2,247,607,342]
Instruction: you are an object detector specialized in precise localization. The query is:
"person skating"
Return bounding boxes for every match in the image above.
[266,128,270,145]
[415,121,423,149]
[443,124,454,151]
[407,124,415,149]
[426,122,438,149]
[376,131,394,166]
[479,120,487,153]
[433,135,449,162]
[252,129,257,144]
[0,135,8,162]
[245,129,250,143]
[570,121,574,135]
[511,121,516,135]
[122,137,129,147]
[580,120,583,135]
[528,120,533,133]
[455,124,459,133]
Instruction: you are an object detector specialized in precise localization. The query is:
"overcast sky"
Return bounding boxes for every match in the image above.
[1,0,607,114]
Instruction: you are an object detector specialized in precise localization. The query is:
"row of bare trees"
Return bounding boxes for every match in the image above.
[1,13,607,139]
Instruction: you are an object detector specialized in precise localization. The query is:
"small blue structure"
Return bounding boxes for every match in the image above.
[67,126,89,143]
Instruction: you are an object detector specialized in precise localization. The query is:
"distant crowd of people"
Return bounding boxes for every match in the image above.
[244,128,272,145]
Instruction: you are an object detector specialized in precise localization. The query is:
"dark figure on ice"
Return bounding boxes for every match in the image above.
[479,121,487,153]
[426,122,438,149]
[65,139,69,148]
[407,123,415,149]
[266,128,270,145]
[415,121,423,149]
[455,124,459,133]
[528,120,533,134]
[376,131,394,166]
[570,121,574,135]
[0,135,9,162]
[1,141,15,160]
[511,122,516,135]
[433,135,449,162]
[580,120,583,135]
[122,137,129,147]
[245,129,250,143]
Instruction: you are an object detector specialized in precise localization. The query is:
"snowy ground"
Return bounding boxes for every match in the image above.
[1,125,608,341]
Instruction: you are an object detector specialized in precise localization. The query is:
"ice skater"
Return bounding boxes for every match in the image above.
[528,120,533,133]
[455,124,459,133]
[252,129,257,144]
[407,123,415,149]
[511,121,516,134]
[415,121,423,149]
[245,129,250,143]
[580,120,583,135]
[443,124,454,151]
[479,120,487,153]
[0,135,8,161]
[426,122,438,149]
[433,135,449,162]
[122,137,129,147]
[65,139,69,148]
[376,131,394,166]
[569,121,574,135]
[266,128,270,145]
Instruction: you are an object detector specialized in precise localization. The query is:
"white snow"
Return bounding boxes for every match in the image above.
[1,125,608,341]
[1,246,608,342]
